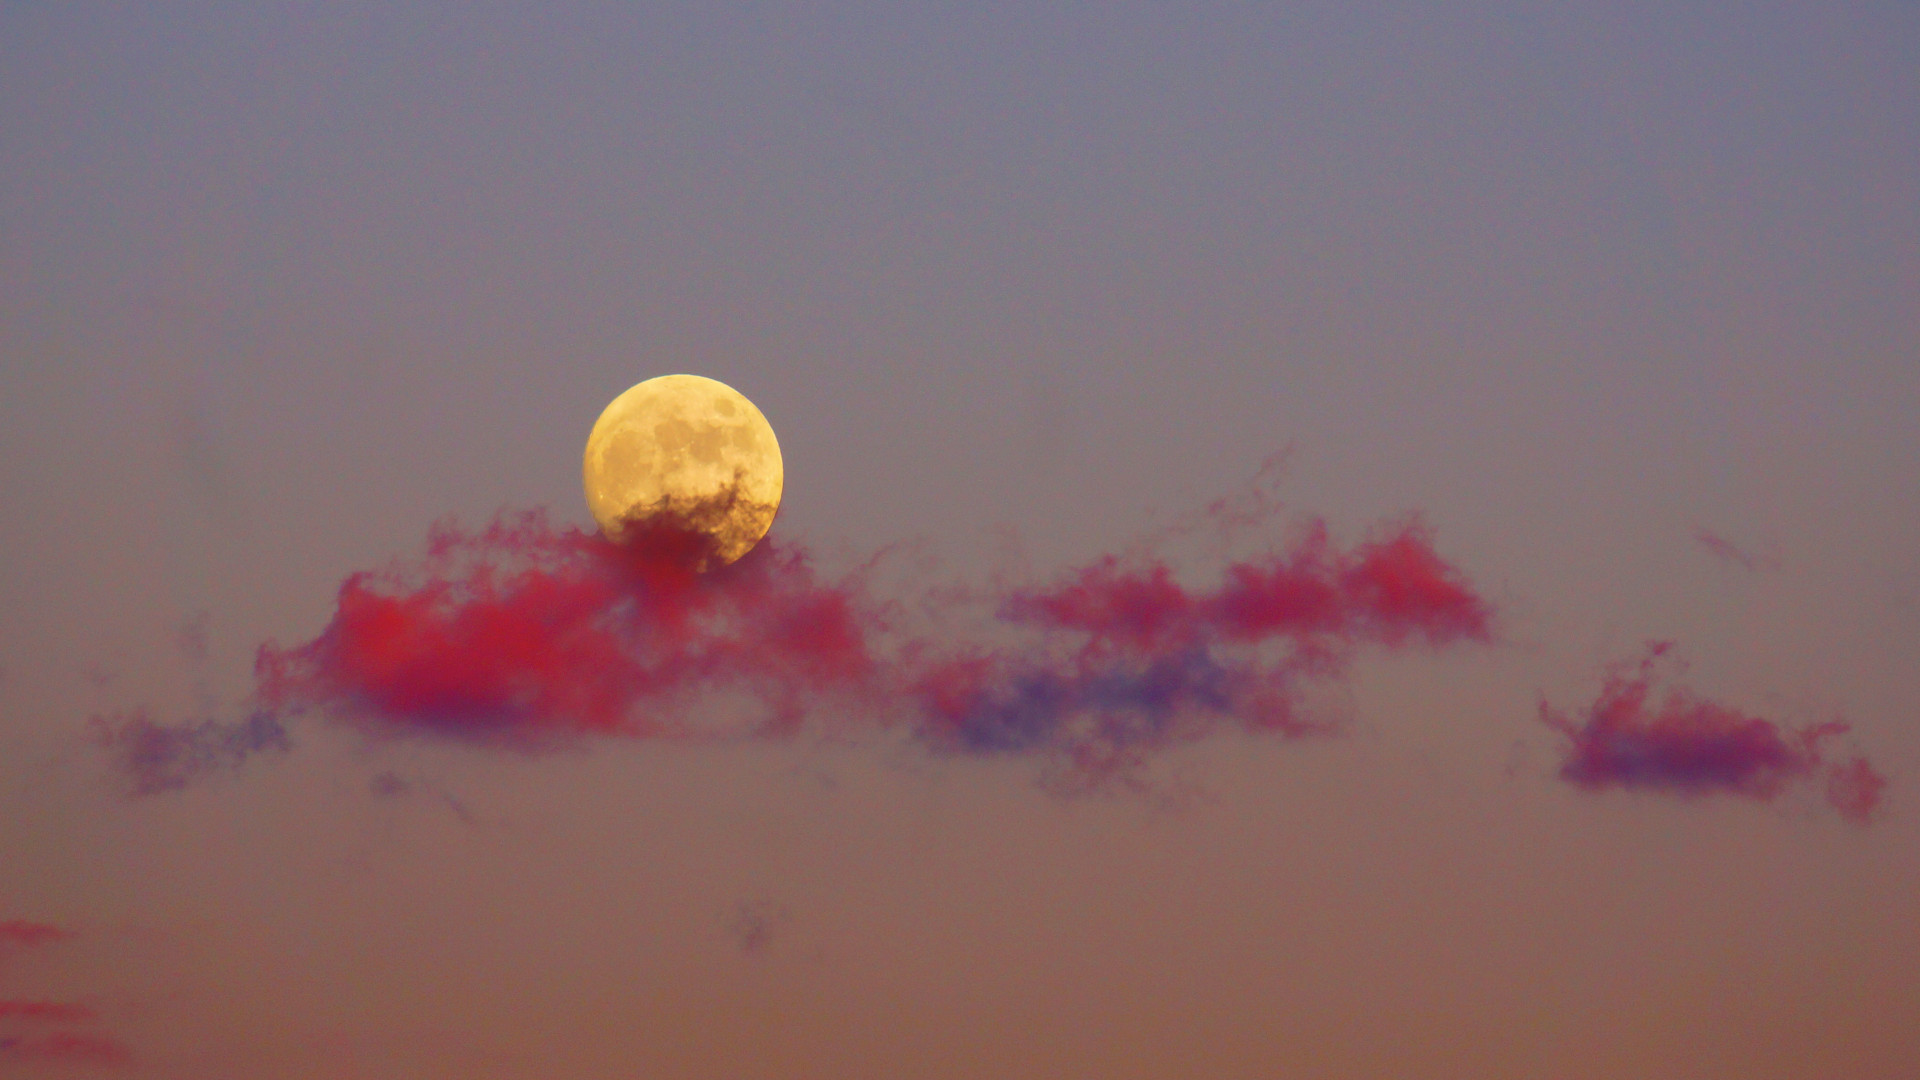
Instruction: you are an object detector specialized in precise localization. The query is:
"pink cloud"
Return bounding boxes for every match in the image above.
[1540,642,1885,823]
[0,922,132,1066]
[94,498,1494,793]
[0,923,71,949]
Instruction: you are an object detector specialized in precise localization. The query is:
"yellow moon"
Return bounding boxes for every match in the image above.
[582,375,783,567]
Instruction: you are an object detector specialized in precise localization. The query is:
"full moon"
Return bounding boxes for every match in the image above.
[582,374,783,567]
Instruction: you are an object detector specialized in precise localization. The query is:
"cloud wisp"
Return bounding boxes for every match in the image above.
[1694,528,1778,572]
[1539,642,1885,823]
[91,494,1495,793]
[0,1002,97,1021]
[0,1032,132,1066]
[90,709,292,798]
[0,923,72,949]
[0,921,131,1068]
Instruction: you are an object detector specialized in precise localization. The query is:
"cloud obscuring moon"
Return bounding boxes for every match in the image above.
[582,375,783,567]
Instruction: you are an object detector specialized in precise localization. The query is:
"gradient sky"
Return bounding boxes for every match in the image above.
[3,3,1918,1077]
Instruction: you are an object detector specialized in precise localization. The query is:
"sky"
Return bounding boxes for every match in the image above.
[2,2,1918,1076]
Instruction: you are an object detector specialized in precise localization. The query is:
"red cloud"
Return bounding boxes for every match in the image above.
[0,1032,131,1066]
[0,921,131,1067]
[94,497,1495,792]
[1540,643,1885,823]
[254,511,873,741]
[1008,520,1493,651]
[925,518,1493,777]
[0,923,71,949]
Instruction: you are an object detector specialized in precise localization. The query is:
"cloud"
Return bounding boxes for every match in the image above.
[0,1002,96,1021]
[1539,642,1885,823]
[89,709,291,797]
[723,897,790,958]
[93,494,1494,793]
[0,1031,132,1066]
[367,770,482,826]
[1694,528,1777,572]
[0,923,72,949]
[254,510,873,742]
[915,517,1492,785]
[1825,756,1890,824]
[0,921,131,1067]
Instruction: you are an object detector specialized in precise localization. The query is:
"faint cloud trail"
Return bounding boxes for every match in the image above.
[0,921,133,1067]
[1694,528,1778,572]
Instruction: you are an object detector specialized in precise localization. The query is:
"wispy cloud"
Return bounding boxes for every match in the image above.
[90,709,291,797]
[1694,528,1778,572]
[0,1002,97,1022]
[0,1031,132,1066]
[0,922,72,949]
[0,921,131,1068]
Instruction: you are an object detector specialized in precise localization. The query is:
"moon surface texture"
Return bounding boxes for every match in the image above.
[582,374,783,567]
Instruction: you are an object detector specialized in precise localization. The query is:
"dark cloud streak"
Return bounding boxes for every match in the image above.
[1694,528,1777,572]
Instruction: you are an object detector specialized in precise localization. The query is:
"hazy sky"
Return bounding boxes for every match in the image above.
[3,3,1918,1077]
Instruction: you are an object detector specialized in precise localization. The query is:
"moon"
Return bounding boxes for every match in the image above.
[582,374,783,567]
